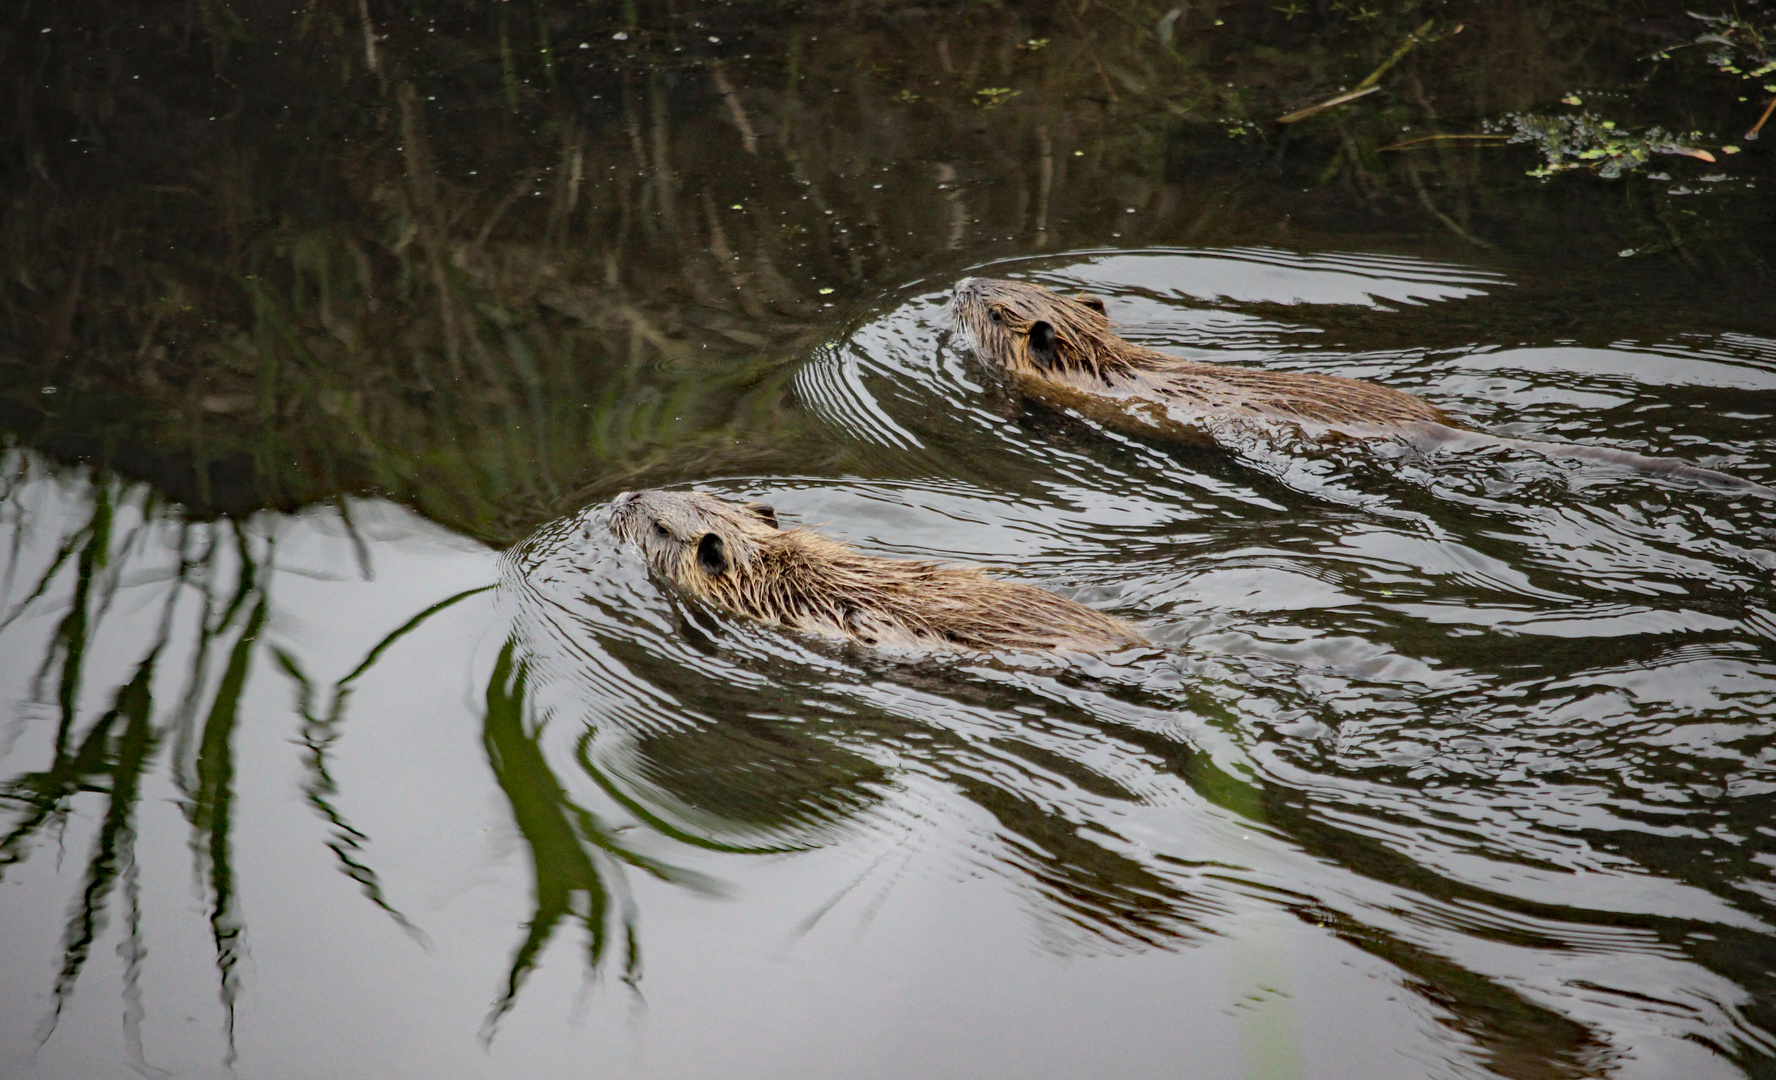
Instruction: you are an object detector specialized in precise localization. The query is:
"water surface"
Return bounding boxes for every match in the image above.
[4,3,1776,1078]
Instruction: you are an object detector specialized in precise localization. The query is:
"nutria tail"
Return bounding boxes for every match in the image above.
[1405,423,1776,499]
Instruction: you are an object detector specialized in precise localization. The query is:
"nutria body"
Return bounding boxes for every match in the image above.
[609,489,1146,653]
[949,277,1776,497]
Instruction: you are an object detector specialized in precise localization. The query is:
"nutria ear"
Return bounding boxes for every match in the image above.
[746,503,779,529]
[1074,293,1107,315]
[696,532,728,576]
[1028,320,1059,369]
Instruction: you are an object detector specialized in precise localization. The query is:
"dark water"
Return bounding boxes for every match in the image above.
[5,3,1776,1079]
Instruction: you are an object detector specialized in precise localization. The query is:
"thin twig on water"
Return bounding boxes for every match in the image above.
[1748,96,1776,141]
[1381,133,1510,152]
[1277,85,1379,124]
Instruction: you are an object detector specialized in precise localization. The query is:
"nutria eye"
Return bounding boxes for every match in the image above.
[653,523,670,539]
[988,308,1003,324]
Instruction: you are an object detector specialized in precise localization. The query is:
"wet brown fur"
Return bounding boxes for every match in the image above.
[950,277,1776,497]
[950,277,1448,434]
[609,489,1147,654]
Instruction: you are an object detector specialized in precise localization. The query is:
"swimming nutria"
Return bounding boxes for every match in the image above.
[949,277,1776,497]
[608,489,1146,653]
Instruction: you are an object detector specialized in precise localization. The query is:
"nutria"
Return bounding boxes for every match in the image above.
[608,489,1146,653]
[949,277,1776,497]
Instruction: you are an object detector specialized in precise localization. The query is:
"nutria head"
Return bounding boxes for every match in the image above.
[609,489,782,597]
[949,277,1124,381]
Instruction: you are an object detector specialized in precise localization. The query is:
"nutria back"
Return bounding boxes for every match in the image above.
[609,489,1146,654]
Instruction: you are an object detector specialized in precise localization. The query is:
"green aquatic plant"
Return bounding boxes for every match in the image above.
[1480,8,1774,182]
[1686,9,1776,140]
[1488,112,1715,179]
[1689,10,1776,88]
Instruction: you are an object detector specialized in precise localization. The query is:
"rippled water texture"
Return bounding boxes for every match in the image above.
[6,245,1774,1079]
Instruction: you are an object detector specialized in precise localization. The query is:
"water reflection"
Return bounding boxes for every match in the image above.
[0,464,497,1076]
[0,471,270,1068]
[8,0,1773,541]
